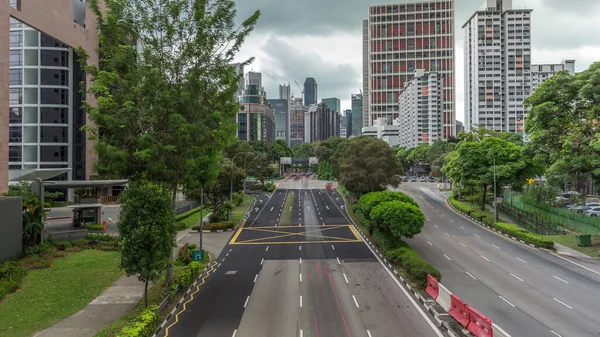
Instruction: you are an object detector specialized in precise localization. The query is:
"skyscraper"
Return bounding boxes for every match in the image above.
[364,1,455,139]
[279,84,291,102]
[304,77,318,105]
[289,97,307,147]
[344,109,353,139]
[351,94,363,136]
[237,72,276,144]
[232,63,245,97]
[304,103,340,143]
[267,99,289,143]
[322,97,341,115]
[2,1,100,193]
[362,19,370,131]
[463,0,532,134]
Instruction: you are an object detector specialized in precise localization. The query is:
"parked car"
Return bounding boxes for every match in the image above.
[410,176,418,182]
[586,202,600,209]
[585,207,600,217]
[427,177,435,182]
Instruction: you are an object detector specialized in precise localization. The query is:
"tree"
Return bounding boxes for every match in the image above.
[247,153,276,185]
[335,136,403,197]
[118,181,175,308]
[269,139,293,163]
[185,158,244,220]
[370,201,424,238]
[223,141,254,160]
[3,181,47,251]
[427,141,456,177]
[354,191,417,234]
[78,0,260,206]
[293,142,316,158]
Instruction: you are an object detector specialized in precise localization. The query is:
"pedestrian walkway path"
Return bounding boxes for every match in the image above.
[554,242,594,259]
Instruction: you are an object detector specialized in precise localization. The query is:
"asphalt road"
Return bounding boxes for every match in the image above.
[161,178,443,337]
[397,182,600,337]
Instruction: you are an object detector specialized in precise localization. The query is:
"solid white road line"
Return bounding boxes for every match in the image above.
[499,296,516,307]
[232,329,237,337]
[260,258,264,265]
[550,330,563,337]
[480,255,490,262]
[300,257,302,264]
[492,244,501,249]
[367,330,372,337]
[300,330,303,337]
[300,295,303,307]
[517,257,528,264]
[553,254,600,276]
[510,273,524,282]
[466,272,477,280]
[553,275,570,284]
[352,295,360,308]
[244,296,250,308]
[343,273,349,284]
[300,273,302,282]
[427,240,433,246]
[474,234,480,238]
[444,254,452,261]
[254,274,258,283]
[553,297,573,309]
[460,242,467,248]
[331,244,335,250]
[337,257,341,265]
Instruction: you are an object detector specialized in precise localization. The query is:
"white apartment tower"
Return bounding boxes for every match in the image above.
[463,0,533,134]
[363,1,455,139]
[531,60,575,91]
[398,69,443,148]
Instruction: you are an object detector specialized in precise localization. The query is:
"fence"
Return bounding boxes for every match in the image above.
[503,191,600,235]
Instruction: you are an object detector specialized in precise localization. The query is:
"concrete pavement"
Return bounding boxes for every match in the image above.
[398,182,600,337]
[160,177,444,337]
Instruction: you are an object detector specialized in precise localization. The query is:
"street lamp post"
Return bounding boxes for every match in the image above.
[243,152,256,196]
[229,151,252,221]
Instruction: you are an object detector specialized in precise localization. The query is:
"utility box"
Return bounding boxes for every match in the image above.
[576,234,592,247]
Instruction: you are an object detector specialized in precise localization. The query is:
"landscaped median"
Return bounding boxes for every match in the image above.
[338,187,441,290]
[448,194,554,249]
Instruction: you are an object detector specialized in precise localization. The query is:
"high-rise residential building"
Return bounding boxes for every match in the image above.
[361,117,400,147]
[340,115,347,139]
[322,97,341,115]
[362,19,370,130]
[398,69,443,148]
[267,99,289,143]
[351,94,363,136]
[237,72,275,144]
[304,77,318,105]
[289,97,307,147]
[463,0,533,134]
[2,1,100,193]
[304,103,340,143]
[531,60,575,91]
[364,1,455,140]
[344,109,353,139]
[232,63,245,97]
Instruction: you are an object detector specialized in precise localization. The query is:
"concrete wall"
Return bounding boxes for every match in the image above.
[48,229,89,242]
[0,197,23,260]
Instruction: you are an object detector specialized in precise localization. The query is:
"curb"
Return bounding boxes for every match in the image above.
[337,190,463,337]
[201,229,234,233]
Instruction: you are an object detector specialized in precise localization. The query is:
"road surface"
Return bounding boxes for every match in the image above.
[160,178,443,337]
[398,182,600,337]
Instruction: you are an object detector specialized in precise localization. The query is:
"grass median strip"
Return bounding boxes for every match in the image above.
[0,250,122,337]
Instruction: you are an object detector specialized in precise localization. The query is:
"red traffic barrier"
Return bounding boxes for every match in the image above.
[425,274,439,300]
[467,306,493,337]
[449,294,470,328]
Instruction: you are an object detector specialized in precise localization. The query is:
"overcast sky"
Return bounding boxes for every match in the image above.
[232,0,600,122]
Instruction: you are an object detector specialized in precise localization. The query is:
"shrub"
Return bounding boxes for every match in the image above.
[72,239,91,248]
[174,221,187,231]
[0,261,27,300]
[86,233,116,242]
[188,261,201,277]
[448,195,477,215]
[175,207,201,222]
[191,225,201,231]
[209,211,227,223]
[84,224,105,231]
[64,246,82,253]
[116,305,159,337]
[204,222,234,231]
[493,222,554,249]
[19,255,41,269]
[177,268,192,288]
[264,183,276,192]
[24,242,54,257]
[177,243,198,265]
[52,251,67,258]
[53,241,72,251]
[31,260,53,269]
[233,192,244,207]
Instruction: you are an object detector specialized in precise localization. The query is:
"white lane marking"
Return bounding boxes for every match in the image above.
[244,296,250,308]
[474,234,480,238]
[265,246,269,252]
[270,207,274,211]
[553,297,573,309]
[232,329,237,337]
[427,240,433,246]
[466,272,477,280]
[367,331,372,337]
[553,254,600,276]
[300,295,303,307]
[449,220,454,223]
[492,244,501,249]
[260,258,264,265]
[226,253,229,257]
[337,257,341,265]
[343,273,349,284]
[217,263,221,268]
[300,273,302,282]
[517,257,528,264]
[499,296,516,307]
[510,273,524,282]
[445,232,450,237]
[229,249,232,253]
[290,207,292,210]
[553,275,569,284]
[550,330,563,337]
[299,257,302,264]
[434,224,439,228]
[460,226,465,230]
[253,274,258,283]
[332,244,336,250]
[299,245,302,251]
[352,295,360,308]
[308,206,310,210]
[460,242,467,248]
[480,255,490,262]
[443,254,451,261]
[222,258,226,263]
[326,205,330,210]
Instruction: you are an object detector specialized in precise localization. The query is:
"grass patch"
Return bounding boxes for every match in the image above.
[94,257,209,337]
[232,195,253,225]
[547,235,600,259]
[0,250,122,337]
[176,207,211,228]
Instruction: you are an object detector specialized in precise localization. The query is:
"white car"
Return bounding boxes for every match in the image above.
[585,207,600,217]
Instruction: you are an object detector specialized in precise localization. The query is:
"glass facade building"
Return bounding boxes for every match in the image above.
[303,77,318,105]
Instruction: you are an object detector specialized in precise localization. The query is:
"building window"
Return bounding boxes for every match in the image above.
[9,69,22,85]
[10,0,21,10]
[9,126,22,143]
[9,146,22,162]
[9,107,22,124]
[10,50,22,67]
[10,88,22,105]
[10,31,23,48]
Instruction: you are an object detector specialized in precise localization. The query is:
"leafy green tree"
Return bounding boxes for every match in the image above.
[334,136,403,197]
[78,0,260,205]
[370,201,424,238]
[293,142,316,158]
[247,153,276,185]
[269,140,293,163]
[223,142,255,160]
[396,147,414,171]
[3,181,47,250]
[427,141,456,176]
[354,191,417,233]
[118,181,175,308]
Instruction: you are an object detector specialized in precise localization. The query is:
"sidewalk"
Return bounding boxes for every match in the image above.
[554,242,593,259]
[33,214,230,337]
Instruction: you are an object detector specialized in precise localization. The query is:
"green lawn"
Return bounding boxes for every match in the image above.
[0,250,122,337]
[547,234,600,258]
[177,207,211,228]
[232,195,253,225]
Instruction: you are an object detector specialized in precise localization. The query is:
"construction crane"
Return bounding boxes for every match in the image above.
[294,80,304,102]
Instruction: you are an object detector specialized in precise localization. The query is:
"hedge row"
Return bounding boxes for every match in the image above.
[192,222,234,231]
[116,305,159,337]
[449,195,554,249]
[84,224,105,231]
[175,207,202,222]
[177,261,202,288]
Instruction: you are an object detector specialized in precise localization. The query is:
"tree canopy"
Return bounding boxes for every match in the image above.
[370,201,424,239]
